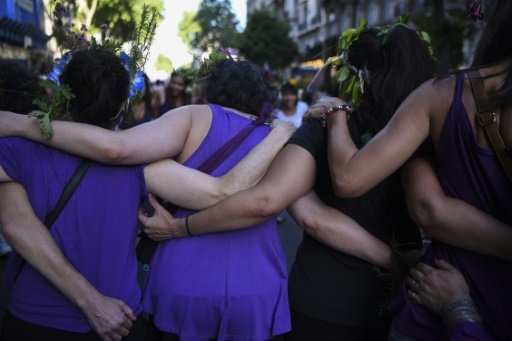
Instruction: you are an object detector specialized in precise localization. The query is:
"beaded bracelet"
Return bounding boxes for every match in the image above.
[443,298,481,331]
[320,104,353,127]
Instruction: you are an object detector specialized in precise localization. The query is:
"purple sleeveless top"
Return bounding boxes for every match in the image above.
[142,104,291,340]
[389,72,512,340]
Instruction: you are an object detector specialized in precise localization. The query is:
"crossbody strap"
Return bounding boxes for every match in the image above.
[137,121,265,267]
[45,159,91,227]
[10,159,90,286]
[467,70,512,183]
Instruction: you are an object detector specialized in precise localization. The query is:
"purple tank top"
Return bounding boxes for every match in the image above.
[389,72,512,340]
[142,104,291,340]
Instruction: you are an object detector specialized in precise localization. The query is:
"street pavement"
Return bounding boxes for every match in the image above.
[0,210,303,330]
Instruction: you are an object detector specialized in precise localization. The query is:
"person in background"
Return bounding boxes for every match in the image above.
[155,70,191,117]
[119,73,154,129]
[274,82,309,128]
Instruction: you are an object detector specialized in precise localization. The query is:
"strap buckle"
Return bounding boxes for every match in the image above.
[477,110,496,127]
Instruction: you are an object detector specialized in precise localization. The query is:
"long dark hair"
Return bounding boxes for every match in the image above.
[60,48,129,128]
[347,26,434,139]
[205,59,278,118]
[471,0,512,109]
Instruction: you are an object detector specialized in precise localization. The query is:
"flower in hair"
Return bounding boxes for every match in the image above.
[467,1,484,21]
[29,2,157,138]
[46,53,71,85]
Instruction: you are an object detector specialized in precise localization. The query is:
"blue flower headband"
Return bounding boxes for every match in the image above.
[29,2,157,138]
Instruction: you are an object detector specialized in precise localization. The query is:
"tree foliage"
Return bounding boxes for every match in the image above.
[178,11,200,47]
[155,54,173,72]
[240,9,297,69]
[189,0,241,52]
[56,0,163,42]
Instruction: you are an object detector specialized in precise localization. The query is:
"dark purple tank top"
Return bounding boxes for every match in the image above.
[389,72,512,340]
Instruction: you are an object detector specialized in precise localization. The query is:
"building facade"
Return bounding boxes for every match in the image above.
[0,0,50,72]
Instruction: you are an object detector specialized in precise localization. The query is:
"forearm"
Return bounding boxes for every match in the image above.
[0,183,103,310]
[185,145,315,235]
[421,196,512,262]
[141,144,316,239]
[220,121,295,197]
[404,158,512,262]
[1,108,190,165]
[288,191,391,269]
[1,112,122,163]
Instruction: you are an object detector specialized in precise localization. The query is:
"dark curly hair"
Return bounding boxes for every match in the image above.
[0,60,42,114]
[346,26,434,141]
[204,59,278,118]
[60,48,130,128]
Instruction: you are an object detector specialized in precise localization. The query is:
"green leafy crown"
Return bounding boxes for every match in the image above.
[326,13,433,107]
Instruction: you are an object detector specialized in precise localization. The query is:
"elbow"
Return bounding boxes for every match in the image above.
[102,140,125,163]
[332,175,365,198]
[408,198,437,233]
[250,194,282,220]
[299,215,321,235]
[2,220,18,244]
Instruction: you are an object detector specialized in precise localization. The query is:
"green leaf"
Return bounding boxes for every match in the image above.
[337,66,350,82]
[29,110,54,139]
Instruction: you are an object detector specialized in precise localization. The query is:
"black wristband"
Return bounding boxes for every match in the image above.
[185,215,192,236]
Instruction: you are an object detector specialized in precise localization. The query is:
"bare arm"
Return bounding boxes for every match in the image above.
[0,106,197,164]
[139,144,317,240]
[309,81,435,197]
[0,182,135,340]
[403,157,512,263]
[288,191,391,269]
[145,121,295,210]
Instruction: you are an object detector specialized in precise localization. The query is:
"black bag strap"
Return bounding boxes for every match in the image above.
[45,159,91,227]
[137,121,264,267]
[11,159,90,285]
[467,70,512,183]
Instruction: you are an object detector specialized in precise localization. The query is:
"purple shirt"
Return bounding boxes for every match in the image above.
[389,72,512,340]
[143,105,291,340]
[0,137,146,332]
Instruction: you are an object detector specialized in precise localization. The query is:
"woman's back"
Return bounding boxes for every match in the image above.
[143,104,290,340]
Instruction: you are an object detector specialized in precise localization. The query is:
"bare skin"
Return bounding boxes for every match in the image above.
[403,158,512,262]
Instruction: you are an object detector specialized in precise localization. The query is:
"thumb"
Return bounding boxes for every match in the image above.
[147,193,158,207]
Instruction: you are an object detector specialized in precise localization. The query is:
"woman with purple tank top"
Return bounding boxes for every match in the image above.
[304,1,512,339]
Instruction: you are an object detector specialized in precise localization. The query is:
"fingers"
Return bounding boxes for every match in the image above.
[409,267,424,282]
[406,276,420,293]
[407,289,422,305]
[416,262,435,274]
[119,301,136,321]
[434,258,457,272]
[138,208,149,226]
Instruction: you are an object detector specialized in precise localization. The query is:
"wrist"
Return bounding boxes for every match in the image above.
[320,104,352,127]
[443,298,481,331]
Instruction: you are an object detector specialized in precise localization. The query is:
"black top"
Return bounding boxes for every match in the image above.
[287,119,420,326]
